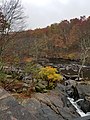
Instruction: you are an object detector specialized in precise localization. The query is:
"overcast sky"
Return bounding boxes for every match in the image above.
[22,0,90,30]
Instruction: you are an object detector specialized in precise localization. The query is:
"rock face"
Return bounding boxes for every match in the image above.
[21,85,79,120]
[0,81,90,120]
[77,99,90,113]
[0,85,79,120]
[0,87,36,120]
[0,84,78,120]
[76,82,90,113]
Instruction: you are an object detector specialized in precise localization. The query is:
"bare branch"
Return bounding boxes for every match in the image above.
[0,0,25,59]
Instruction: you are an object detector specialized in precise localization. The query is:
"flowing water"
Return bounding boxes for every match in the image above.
[41,58,90,117]
[67,97,90,117]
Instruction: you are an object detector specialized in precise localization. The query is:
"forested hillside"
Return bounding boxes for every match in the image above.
[3,16,90,64]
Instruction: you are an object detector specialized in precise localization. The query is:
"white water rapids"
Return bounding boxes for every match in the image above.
[67,97,90,117]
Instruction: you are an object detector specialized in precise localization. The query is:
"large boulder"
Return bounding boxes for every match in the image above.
[21,88,79,120]
[0,87,37,120]
[77,83,90,97]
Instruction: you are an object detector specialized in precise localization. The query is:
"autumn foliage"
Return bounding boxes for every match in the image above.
[38,66,63,88]
[1,16,90,63]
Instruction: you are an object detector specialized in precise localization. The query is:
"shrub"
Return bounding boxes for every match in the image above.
[38,66,63,89]
[67,53,76,60]
[24,62,40,78]
[0,71,7,82]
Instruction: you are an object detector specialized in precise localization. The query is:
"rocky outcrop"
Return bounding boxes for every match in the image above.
[0,71,90,120]
[21,85,79,120]
[0,80,90,120]
[0,85,80,120]
[0,87,36,120]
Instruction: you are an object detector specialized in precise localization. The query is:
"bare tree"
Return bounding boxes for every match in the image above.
[78,33,90,79]
[0,0,25,59]
[1,0,25,31]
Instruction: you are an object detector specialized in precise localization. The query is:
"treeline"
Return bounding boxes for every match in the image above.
[2,16,90,63]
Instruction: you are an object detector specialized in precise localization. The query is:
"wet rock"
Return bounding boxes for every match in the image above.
[77,98,90,113]
[65,84,80,101]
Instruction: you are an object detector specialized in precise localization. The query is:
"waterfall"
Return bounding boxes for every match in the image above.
[67,97,90,117]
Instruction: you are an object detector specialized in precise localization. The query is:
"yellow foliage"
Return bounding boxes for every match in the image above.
[39,66,63,82]
[68,53,76,59]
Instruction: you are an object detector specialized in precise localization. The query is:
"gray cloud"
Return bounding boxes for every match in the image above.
[22,0,90,29]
